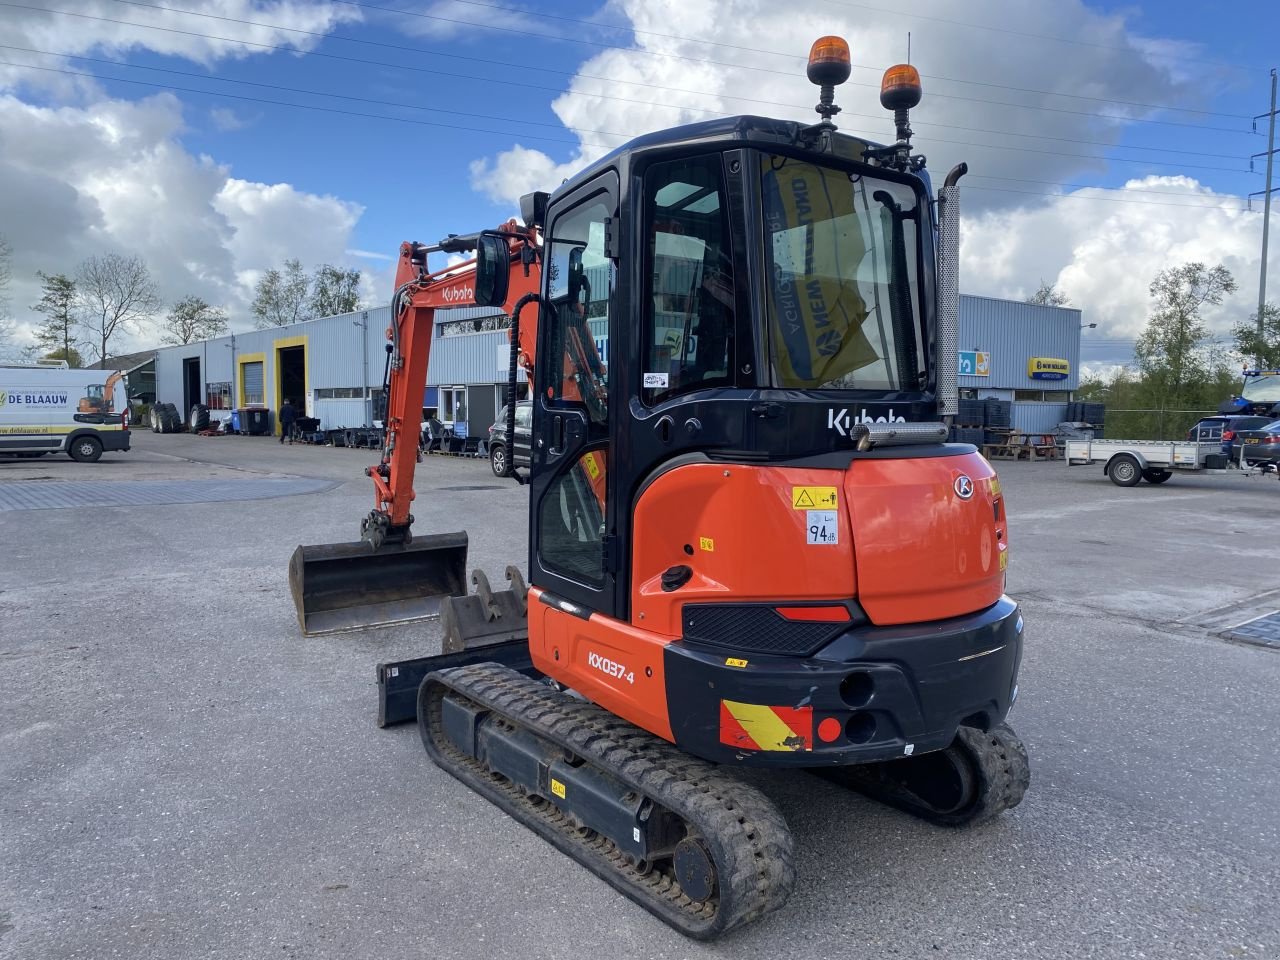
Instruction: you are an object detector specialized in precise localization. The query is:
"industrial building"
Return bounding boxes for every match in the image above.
[153,294,1082,437]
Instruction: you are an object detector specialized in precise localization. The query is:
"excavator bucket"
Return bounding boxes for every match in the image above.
[288,531,468,635]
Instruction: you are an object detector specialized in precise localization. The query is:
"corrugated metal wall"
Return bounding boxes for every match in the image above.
[155,302,506,430]
[1012,402,1069,434]
[957,295,1081,391]
[155,293,1085,432]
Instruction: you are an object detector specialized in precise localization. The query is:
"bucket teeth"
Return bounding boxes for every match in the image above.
[440,567,530,653]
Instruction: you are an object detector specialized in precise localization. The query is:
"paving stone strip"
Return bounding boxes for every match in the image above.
[0,478,334,511]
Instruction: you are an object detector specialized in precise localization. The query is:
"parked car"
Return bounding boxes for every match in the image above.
[1230,420,1280,466]
[488,401,532,476]
[1186,415,1275,455]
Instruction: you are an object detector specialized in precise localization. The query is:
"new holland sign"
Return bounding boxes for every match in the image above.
[1027,357,1070,380]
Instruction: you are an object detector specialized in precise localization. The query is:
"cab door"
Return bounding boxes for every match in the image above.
[529,172,618,616]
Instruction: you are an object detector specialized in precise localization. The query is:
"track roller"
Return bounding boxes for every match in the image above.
[822,722,1029,827]
[417,663,794,939]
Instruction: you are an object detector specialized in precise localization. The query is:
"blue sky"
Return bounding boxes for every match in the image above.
[0,0,1276,370]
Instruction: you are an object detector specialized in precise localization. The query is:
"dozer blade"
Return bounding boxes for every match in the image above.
[288,531,468,635]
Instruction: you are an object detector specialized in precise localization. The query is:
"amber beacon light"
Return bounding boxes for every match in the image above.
[806,36,852,86]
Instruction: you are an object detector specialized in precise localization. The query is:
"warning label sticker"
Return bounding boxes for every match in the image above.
[791,486,838,509]
[806,510,839,545]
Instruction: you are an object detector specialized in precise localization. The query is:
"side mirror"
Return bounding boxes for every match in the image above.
[474,232,510,306]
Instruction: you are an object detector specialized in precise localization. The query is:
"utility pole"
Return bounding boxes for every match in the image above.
[1252,68,1278,348]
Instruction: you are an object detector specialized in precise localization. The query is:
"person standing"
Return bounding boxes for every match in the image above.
[279,398,297,444]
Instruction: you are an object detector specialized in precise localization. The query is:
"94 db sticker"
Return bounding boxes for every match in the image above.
[806,510,839,545]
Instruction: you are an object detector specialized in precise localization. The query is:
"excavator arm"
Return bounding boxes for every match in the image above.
[363,221,542,547]
[287,220,541,635]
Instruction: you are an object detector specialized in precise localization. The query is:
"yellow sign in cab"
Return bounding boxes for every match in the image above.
[1027,357,1070,381]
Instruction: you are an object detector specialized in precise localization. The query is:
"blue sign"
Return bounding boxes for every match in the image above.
[958,350,991,377]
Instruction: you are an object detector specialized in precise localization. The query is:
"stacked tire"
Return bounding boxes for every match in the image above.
[151,403,183,433]
[189,404,210,432]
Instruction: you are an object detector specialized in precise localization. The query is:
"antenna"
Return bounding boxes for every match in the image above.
[907,32,912,64]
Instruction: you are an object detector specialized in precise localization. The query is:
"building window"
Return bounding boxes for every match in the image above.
[1043,390,1071,402]
[1013,389,1043,401]
[206,382,232,410]
[241,361,264,405]
[314,387,363,399]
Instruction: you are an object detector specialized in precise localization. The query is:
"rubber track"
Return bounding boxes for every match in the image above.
[418,663,795,939]
[828,722,1030,828]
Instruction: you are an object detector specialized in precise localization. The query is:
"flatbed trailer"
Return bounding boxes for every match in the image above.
[1065,438,1275,487]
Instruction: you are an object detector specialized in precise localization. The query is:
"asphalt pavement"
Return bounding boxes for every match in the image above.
[1,432,1277,960]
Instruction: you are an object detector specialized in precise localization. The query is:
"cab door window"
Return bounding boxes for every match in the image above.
[537,194,613,589]
[642,154,735,405]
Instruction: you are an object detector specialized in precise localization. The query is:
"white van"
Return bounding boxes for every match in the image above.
[0,362,131,462]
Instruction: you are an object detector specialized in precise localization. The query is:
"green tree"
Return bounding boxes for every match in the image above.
[1135,262,1236,410]
[31,271,81,366]
[1026,279,1070,306]
[251,258,311,328]
[1232,301,1280,369]
[41,346,85,367]
[309,264,362,317]
[76,253,161,362]
[162,295,229,345]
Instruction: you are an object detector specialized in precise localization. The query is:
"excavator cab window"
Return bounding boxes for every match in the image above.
[536,192,613,590]
[642,154,735,405]
[760,155,925,393]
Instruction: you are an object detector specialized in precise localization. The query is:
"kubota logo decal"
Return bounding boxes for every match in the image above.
[827,407,907,436]
[954,475,974,500]
[441,285,474,303]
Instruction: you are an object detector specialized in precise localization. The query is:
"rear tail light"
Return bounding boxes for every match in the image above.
[121,411,129,431]
[1223,430,1234,441]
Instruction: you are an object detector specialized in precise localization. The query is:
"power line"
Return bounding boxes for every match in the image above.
[5,40,1250,171]
[79,0,1256,135]
[0,59,601,147]
[967,174,1249,203]
[964,184,1250,209]
[0,45,636,140]
[814,0,1260,73]
[332,0,1253,120]
[5,4,1259,164]
[2,58,1257,213]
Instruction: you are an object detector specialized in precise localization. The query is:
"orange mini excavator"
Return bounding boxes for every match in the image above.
[290,38,1029,939]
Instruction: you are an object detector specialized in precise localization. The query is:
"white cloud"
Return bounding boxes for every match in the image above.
[209,107,250,132]
[469,0,1220,208]
[0,93,365,351]
[0,1,362,87]
[961,175,1273,346]
[465,0,1269,366]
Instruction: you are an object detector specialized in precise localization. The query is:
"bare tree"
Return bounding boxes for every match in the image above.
[251,258,311,328]
[162,295,229,345]
[76,253,161,361]
[0,235,17,361]
[309,264,362,317]
[1026,279,1071,306]
[31,271,82,366]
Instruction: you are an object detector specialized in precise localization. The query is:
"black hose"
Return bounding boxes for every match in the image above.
[504,293,540,482]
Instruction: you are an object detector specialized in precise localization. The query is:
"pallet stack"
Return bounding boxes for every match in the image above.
[950,398,987,445]
[1065,401,1106,439]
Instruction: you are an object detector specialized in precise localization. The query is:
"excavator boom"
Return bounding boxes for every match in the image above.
[289,222,541,635]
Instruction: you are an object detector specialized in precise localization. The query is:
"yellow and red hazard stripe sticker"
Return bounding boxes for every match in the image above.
[719,700,813,752]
